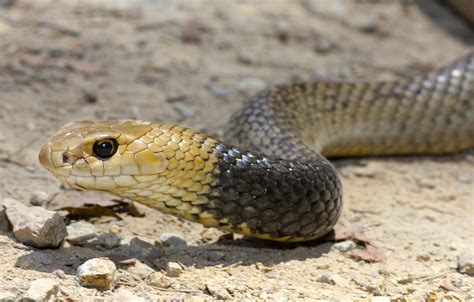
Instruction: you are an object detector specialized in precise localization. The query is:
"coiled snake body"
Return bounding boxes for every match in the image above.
[39,53,474,242]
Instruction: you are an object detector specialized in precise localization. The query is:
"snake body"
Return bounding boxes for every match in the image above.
[39,53,474,242]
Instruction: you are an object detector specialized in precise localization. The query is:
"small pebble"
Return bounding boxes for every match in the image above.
[457,251,474,276]
[52,269,66,279]
[416,253,430,261]
[128,237,160,262]
[207,84,230,98]
[29,191,50,206]
[206,283,232,300]
[166,262,183,277]
[455,172,472,184]
[66,221,97,238]
[67,221,120,250]
[126,260,155,279]
[207,251,225,262]
[314,36,338,54]
[317,274,349,287]
[317,273,335,285]
[173,103,195,118]
[147,272,171,288]
[2,198,66,248]
[81,89,98,104]
[77,258,117,289]
[159,233,187,248]
[332,240,356,252]
[128,201,147,217]
[112,288,145,302]
[22,278,59,302]
[235,78,267,95]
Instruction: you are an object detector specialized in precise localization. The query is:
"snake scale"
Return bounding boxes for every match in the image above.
[39,53,474,242]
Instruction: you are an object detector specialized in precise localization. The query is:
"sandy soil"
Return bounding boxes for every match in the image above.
[0,0,473,300]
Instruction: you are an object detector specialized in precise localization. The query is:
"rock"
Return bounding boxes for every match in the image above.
[22,278,59,302]
[206,283,232,300]
[159,233,187,248]
[29,191,50,206]
[77,258,117,289]
[128,237,160,262]
[112,288,145,302]
[332,240,356,252]
[165,262,183,277]
[457,252,474,276]
[0,291,15,301]
[235,78,267,95]
[67,231,121,250]
[2,198,66,248]
[126,260,155,279]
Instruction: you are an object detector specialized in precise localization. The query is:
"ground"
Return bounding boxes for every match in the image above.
[0,0,473,301]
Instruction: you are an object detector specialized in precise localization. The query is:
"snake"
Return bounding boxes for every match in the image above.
[38,53,474,242]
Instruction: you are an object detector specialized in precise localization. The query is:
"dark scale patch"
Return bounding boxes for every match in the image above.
[198,142,343,241]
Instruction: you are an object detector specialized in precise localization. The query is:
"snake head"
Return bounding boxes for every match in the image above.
[38,120,168,191]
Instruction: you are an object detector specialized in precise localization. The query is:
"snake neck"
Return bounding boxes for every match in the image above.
[115,138,342,242]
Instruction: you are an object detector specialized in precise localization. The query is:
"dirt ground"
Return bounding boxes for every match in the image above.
[0,0,473,301]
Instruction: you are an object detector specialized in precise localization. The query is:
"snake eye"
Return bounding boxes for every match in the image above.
[93,139,118,160]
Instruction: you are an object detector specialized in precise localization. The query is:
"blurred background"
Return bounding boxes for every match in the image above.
[0,1,473,300]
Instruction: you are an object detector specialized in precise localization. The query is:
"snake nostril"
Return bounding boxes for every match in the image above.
[62,152,70,164]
